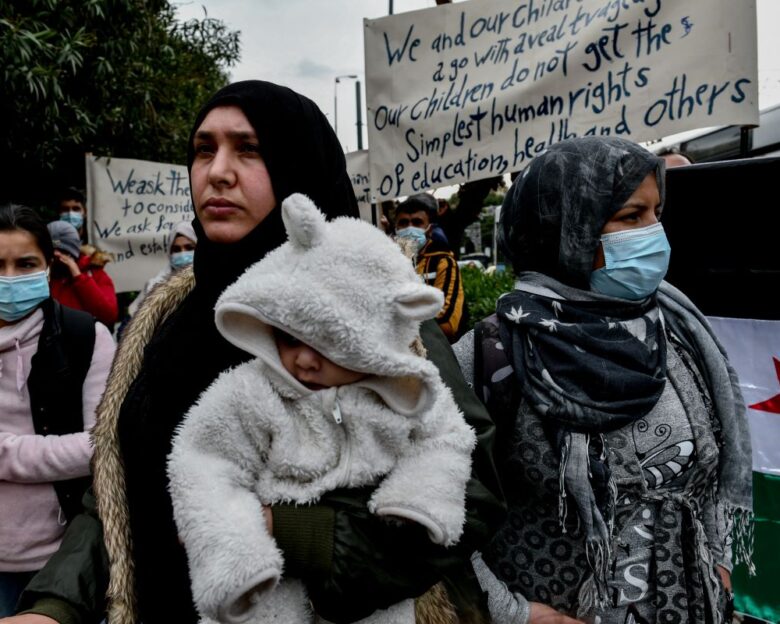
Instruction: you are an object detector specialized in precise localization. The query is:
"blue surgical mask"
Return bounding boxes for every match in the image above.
[396,227,428,251]
[0,271,50,322]
[170,250,195,270]
[590,223,671,300]
[60,211,84,230]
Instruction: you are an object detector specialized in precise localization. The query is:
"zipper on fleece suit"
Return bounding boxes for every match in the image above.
[321,387,352,487]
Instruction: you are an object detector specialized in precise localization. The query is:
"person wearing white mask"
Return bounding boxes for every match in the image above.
[394,194,465,342]
[127,221,197,317]
[56,189,88,244]
[0,204,115,617]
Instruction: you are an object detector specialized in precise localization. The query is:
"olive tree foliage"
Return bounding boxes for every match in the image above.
[0,0,240,204]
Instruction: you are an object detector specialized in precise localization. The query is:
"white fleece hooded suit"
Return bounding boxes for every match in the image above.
[167,194,476,624]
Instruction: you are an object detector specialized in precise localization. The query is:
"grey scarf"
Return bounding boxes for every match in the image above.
[657,281,754,568]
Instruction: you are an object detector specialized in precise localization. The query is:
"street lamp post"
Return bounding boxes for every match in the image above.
[334,74,358,141]
[355,79,363,150]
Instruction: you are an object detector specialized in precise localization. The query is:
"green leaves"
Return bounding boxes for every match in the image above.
[461,265,515,330]
[1,0,241,203]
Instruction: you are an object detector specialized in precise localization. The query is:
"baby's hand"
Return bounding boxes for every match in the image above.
[262,505,273,534]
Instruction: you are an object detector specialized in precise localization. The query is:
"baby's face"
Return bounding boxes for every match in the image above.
[274,328,367,390]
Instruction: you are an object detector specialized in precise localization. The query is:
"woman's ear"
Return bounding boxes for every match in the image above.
[394,284,444,321]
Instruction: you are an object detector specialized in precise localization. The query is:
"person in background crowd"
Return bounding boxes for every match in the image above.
[56,189,88,244]
[456,137,752,624]
[3,80,502,624]
[0,204,115,617]
[127,221,198,317]
[378,199,394,235]
[402,193,451,249]
[437,176,503,260]
[46,221,118,329]
[657,147,695,168]
[395,194,466,342]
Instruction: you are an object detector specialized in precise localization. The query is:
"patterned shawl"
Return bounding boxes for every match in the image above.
[496,273,667,605]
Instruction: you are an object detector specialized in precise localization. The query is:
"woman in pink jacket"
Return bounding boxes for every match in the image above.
[0,204,115,616]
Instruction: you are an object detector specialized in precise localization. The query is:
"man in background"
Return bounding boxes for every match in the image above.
[395,194,466,341]
[56,187,89,243]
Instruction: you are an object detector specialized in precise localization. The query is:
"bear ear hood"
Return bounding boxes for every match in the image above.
[214,194,445,416]
[393,283,446,322]
[282,192,327,250]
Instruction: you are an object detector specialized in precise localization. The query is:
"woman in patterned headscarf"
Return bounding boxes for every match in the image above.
[455,136,753,624]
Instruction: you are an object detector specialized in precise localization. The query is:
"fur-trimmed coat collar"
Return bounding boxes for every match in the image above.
[92,267,196,624]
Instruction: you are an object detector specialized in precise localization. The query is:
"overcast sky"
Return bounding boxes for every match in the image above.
[176,0,780,173]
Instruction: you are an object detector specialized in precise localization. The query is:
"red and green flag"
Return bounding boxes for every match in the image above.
[709,317,780,624]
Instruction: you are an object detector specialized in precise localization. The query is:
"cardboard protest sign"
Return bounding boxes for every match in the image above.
[86,155,194,292]
[346,149,377,225]
[365,0,758,199]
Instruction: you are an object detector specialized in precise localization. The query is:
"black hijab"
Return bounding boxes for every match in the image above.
[118,80,357,624]
[188,79,358,302]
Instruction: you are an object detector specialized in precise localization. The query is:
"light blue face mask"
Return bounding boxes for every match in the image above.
[0,271,50,322]
[60,211,84,230]
[170,250,195,270]
[590,222,671,300]
[396,226,428,251]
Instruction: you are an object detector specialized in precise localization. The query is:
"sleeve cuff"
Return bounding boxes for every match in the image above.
[20,596,83,624]
[272,503,335,578]
[472,552,530,624]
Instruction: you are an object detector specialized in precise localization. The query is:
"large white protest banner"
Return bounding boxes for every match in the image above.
[86,155,193,292]
[365,0,758,199]
[346,149,377,225]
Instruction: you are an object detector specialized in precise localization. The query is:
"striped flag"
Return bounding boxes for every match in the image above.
[708,317,780,623]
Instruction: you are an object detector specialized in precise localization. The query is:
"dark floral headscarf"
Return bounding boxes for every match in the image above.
[499,136,664,288]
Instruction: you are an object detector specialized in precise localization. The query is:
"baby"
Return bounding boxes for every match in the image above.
[167,194,476,623]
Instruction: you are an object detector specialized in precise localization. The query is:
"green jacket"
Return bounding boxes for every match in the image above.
[19,270,504,624]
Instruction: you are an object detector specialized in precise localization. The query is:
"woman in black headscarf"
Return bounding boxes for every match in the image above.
[6,81,503,624]
[455,136,753,624]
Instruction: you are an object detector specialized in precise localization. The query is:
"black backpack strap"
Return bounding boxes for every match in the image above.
[473,317,491,405]
[474,314,521,452]
[29,301,97,522]
[59,304,97,385]
[56,305,96,522]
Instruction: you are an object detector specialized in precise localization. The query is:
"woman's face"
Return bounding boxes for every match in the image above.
[0,229,48,329]
[170,235,196,254]
[592,172,661,269]
[0,230,48,278]
[191,105,276,244]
